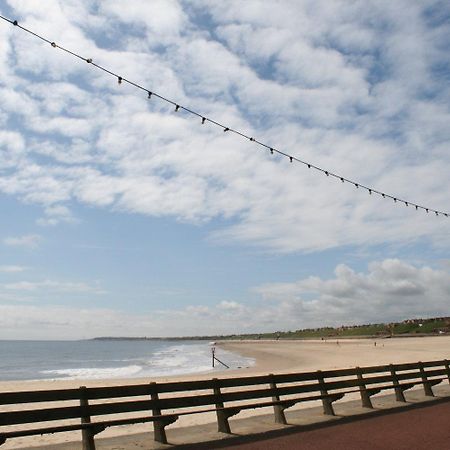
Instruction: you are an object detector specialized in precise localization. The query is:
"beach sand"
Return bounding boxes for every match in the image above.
[220,335,450,373]
[1,336,450,449]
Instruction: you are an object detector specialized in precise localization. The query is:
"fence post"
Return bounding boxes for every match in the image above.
[418,362,434,397]
[390,364,406,402]
[79,386,96,450]
[317,370,335,415]
[213,378,231,433]
[269,374,287,424]
[150,382,168,444]
[356,367,373,408]
[444,360,450,385]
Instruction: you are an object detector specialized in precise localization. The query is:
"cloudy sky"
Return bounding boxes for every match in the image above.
[0,0,449,339]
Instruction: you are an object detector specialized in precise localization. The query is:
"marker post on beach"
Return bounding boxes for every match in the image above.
[210,342,230,369]
[210,342,216,368]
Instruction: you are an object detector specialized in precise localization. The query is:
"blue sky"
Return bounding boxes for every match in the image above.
[0,0,449,339]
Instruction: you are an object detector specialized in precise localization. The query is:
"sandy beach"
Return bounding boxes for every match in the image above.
[219,335,450,373]
[1,336,450,449]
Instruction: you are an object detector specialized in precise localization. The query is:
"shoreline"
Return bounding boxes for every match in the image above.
[1,335,449,388]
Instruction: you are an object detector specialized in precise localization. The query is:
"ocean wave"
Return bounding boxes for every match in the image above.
[4,341,254,381]
[41,365,143,379]
[145,344,213,374]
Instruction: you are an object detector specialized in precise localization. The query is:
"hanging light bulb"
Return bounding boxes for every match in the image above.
[3,12,449,221]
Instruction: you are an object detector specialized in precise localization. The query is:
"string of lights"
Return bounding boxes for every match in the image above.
[1,14,448,218]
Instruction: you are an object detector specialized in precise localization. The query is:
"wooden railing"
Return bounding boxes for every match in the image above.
[1,359,450,449]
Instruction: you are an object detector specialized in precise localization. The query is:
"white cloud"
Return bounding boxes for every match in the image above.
[2,279,106,294]
[3,234,41,248]
[0,304,128,340]
[0,265,26,273]
[254,259,450,328]
[99,0,186,41]
[0,0,448,255]
[0,259,447,339]
[217,300,245,311]
[0,131,26,168]
[37,204,75,226]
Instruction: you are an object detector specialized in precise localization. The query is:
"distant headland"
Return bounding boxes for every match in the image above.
[93,316,450,341]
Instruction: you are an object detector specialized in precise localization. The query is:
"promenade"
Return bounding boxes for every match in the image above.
[217,400,450,450]
[36,382,450,449]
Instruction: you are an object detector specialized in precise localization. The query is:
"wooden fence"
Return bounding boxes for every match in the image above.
[1,359,450,449]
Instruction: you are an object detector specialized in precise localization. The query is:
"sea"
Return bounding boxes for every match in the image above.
[0,340,254,381]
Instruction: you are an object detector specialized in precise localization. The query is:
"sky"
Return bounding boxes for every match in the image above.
[0,0,449,340]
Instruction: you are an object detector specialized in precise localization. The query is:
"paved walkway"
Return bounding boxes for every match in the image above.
[219,401,450,450]
[36,388,450,449]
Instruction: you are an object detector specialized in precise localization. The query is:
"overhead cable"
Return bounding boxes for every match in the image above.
[0,14,448,218]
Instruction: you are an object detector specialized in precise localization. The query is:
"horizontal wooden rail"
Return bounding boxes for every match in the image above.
[1,358,449,449]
